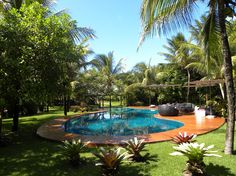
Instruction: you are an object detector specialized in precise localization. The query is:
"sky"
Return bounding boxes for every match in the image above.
[55,0,208,71]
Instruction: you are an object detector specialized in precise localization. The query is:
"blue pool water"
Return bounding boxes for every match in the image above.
[64,108,183,136]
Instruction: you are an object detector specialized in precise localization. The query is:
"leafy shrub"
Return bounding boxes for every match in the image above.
[170,142,221,175]
[70,106,80,112]
[171,132,197,145]
[61,139,89,166]
[206,99,227,117]
[93,147,131,176]
[125,83,150,106]
[133,101,144,106]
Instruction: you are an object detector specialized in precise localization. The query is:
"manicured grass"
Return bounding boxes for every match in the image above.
[0,109,236,176]
[103,101,123,107]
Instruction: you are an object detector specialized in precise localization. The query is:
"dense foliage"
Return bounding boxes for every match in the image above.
[0,2,93,130]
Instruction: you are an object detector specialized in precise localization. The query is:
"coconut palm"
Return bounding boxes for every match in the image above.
[140,0,236,155]
[185,17,225,99]
[160,33,193,102]
[91,52,124,109]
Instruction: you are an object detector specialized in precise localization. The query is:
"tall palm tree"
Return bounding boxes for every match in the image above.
[91,52,123,109]
[141,62,157,105]
[160,33,193,102]
[186,17,226,99]
[140,0,236,154]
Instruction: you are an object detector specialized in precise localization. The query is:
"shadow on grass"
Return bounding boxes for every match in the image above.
[206,163,236,176]
[1,113,160,176]
[0,140,100,176]
[121,160,159,176]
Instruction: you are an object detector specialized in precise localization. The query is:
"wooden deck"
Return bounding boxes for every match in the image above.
[37,108,225,145]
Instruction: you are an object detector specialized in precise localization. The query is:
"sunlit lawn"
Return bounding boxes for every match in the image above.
[103,101,122,107]
[0,109,236,176]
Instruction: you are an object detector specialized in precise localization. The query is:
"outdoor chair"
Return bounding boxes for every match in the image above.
[158,104,179,116]
[176,103,195,114]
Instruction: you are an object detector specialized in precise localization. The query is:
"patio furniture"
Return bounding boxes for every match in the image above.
[205,106,216,116]
[176,103,195,114]
[158,104,179,116]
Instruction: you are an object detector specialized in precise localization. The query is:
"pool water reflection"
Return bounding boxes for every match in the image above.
[64,108,183,136]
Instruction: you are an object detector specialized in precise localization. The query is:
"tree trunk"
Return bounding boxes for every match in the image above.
[120,95,123,106]
[187,69,190,103]
[63,95,67,116]
[109,95,112,109]
[148,89,151,105]
[218,0,235,155]
[0,114,2,134]
[67,95,70,112]
[12,102,19,132]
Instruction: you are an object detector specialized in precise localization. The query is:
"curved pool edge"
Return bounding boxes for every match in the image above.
[37,108,225,145]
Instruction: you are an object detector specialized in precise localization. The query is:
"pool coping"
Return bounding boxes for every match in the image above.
[36,107,225,145]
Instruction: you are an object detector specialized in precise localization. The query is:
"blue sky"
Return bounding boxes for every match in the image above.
[55,0,208,71]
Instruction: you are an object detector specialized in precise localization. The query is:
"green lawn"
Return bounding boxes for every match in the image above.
[103,100,122,107]
[0,109,236,176]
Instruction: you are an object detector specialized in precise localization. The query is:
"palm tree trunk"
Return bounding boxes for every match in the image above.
[109,95,112,109]
[218,0,235,155]
[63,94,67,116]
[12,102,19,132]
[148,89,151,105]
[187,69,190,103]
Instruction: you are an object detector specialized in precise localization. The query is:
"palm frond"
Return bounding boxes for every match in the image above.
[140,0,198,46]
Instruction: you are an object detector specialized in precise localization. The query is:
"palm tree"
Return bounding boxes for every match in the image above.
[160,33,193,102]
[141,61,157,105]
[186,17,226,99]
[132,62,148,82]
[62,42,94,116]
[91,52,123,109]
[140,0,236,154]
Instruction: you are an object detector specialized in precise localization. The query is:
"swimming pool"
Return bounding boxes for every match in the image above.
[64,108,184,136]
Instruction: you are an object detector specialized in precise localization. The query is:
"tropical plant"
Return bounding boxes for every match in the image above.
[171,132,197,145]
[140,0,236,155]
[159,33,193,102]
[60,139,89,166]
[170,142,222,175]
[93,147,131,176]
[132,62,148,83]
[123,137,150,162]
[91,52,124,109]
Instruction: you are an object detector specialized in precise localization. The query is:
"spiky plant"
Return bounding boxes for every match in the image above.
[124,137,149,162]
[171,132,197,145]
[61,139,89,166]
[170,142,222,175]
[93,147,131,176]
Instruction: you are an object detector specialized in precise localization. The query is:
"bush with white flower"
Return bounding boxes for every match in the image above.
[170,142,221,175]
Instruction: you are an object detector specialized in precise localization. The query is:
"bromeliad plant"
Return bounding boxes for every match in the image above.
[93,147,132,176]
[171,132,197,145]
[170,142,222,176]
[61,139,89,166]
[123,137,149,162]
